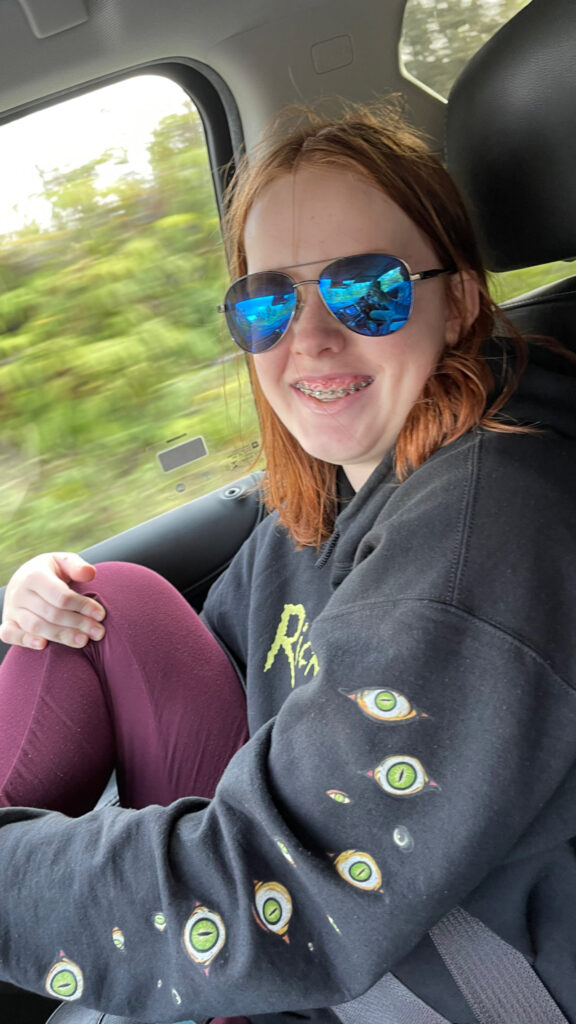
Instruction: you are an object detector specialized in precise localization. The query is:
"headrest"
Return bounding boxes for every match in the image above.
[445,0,576,272]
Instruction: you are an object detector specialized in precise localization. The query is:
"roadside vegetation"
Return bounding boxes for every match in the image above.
[0,105,258,579]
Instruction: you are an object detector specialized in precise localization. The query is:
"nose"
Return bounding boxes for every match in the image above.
[288,281,347,356]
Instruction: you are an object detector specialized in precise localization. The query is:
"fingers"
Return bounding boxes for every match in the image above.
[0,598,106,648]
[1,552,106,650]
[55,552,98,584]
[5,596,106,648]
[0,620,47,650]
[26,568,105,623]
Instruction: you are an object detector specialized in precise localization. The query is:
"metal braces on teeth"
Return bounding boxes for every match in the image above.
[295,379,373,402]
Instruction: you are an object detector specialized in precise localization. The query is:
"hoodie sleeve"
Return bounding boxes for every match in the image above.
[0,589,576,1022]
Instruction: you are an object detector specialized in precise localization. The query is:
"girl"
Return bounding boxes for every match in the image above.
[1,104,576,1024]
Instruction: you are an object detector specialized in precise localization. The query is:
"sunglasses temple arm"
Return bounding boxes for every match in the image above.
[411,267,456,282]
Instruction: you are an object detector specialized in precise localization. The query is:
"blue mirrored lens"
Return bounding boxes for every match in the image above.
[226,274,295,353]
[319,255,412,337]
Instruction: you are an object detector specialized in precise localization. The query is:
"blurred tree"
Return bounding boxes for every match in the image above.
[147,103,210,217]
[0,98,256,581]
[38,153,114,229]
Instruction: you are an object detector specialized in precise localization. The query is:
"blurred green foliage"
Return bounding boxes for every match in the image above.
[0,103,259,582]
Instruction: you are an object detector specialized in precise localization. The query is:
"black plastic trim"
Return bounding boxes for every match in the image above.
[0,55,242,213]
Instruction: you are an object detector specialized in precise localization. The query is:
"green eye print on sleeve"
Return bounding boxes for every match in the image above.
[45,957,84,1001]
[326,789,352,804]
[183,906,226,966]
[254,881,293,938]
[341,687,425,723]
[369,755,439,797]
[334,850,383,892]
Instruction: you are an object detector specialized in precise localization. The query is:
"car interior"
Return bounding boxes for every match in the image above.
[0,0,574,1020]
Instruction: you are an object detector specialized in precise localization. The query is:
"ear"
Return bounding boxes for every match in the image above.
[444,271,480,347]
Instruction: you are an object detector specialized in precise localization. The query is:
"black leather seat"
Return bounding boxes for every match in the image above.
[445,0,576,349]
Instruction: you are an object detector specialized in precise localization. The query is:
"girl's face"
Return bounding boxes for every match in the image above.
[244,166,472,491]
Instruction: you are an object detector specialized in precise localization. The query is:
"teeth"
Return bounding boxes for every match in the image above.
[295,378,373,402]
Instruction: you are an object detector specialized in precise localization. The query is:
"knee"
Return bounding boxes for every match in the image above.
[73,561,205,654]
[72,560,162,593]
[73,562,186,622]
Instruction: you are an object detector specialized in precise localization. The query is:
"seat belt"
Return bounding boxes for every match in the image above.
[332,906,570,1024]
[332,972,451,1024]
[429,906,570,1024]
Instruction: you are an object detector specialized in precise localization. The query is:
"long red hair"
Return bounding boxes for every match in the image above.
[223,102,528,547]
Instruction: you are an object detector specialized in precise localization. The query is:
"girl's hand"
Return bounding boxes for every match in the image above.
[0,553,106,650]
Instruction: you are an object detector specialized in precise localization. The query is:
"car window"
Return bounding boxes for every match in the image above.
[0,75,260,582]
[489,261,573,304]
[401,0,531,100]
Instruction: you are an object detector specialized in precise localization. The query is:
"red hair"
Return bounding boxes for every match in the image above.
[223,102,528,547]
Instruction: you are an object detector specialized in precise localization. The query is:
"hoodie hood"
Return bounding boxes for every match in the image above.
[501,336,576,438]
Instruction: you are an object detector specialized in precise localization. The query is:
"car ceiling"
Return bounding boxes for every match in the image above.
[0,0,446,156]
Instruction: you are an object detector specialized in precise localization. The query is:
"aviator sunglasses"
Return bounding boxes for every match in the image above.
[219,252,455,354]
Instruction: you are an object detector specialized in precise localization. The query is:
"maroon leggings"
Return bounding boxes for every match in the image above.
[0,561,250,1024]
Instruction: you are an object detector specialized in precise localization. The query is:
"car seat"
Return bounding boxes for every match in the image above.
[445,0,576,350]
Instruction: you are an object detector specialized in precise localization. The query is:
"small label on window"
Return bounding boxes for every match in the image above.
[157,436,208,473]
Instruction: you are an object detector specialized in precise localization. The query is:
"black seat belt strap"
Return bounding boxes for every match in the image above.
[430,906,570,1024]
[332,971,451,1024]
[333,906,569,1024]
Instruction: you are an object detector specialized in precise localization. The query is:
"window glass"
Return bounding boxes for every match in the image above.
[490,261,572,304]
[401,0,531,100]
[0,76,259,582]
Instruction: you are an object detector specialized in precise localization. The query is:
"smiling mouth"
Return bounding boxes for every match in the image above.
[294,377,374,403]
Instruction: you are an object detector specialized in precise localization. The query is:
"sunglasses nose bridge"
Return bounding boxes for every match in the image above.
[292,277,320,289]
[290,277,326,323]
